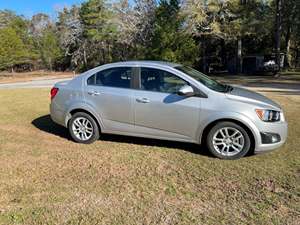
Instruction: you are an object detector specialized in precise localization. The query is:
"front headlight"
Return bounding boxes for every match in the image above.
[255,109,281,122]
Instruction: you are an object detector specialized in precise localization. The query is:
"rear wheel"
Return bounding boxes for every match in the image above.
[206,121,251,159]
[68,112,100,144]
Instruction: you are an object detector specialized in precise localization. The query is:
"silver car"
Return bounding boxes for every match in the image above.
[50,61,287,159]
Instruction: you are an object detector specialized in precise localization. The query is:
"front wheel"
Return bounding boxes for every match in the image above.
[206,122,251,160]
[68,112,100,144]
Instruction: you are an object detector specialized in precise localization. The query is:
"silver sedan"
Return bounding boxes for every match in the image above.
[50,61,287,159]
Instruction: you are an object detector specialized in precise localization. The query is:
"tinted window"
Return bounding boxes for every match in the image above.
[87,67,132,88]
[87,74,96,85]
[140,68,187,93]
[175,66,228,93]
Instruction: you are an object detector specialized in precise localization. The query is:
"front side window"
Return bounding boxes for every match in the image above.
[140,67,187,93]
[87,67,132,88]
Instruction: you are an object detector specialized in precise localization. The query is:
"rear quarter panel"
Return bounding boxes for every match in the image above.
[51,76,98,127]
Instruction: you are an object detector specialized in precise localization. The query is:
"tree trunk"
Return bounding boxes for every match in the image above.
[237,38,242,74]
[83,49,87,68]
[220,39,226,70]
[107,43,111,63]
[285,25,291,68]
[296,47,300,68]
[49,57,52,71]
[284,3,297,69]
[202,39,207,73]
[83,42,88,69]
[102,48,105,64]
[275,0,282,73]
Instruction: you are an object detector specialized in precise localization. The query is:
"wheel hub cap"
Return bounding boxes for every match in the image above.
[212,127,245,156]
[71,117,94,141]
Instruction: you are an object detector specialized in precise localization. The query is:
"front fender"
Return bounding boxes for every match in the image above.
[197,112,260,149]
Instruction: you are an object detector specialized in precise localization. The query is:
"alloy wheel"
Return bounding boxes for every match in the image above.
[212,127,245,156]
[71,117,94,141]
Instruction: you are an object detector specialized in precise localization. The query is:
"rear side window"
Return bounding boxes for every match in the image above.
[87,67,132,88]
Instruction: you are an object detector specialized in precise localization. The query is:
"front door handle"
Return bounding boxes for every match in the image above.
[136,98,150,103]
[88,90,100,96]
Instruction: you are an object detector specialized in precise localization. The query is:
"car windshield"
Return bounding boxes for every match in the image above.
[175,66,230,93]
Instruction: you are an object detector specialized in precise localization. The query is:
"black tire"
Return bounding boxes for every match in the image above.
[68,112,100,144]
[206,121,251,160]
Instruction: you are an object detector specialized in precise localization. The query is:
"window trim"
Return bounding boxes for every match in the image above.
[132,67,140,89]
[86,66,136,90]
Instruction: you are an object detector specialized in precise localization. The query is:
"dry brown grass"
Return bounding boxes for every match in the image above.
[0,71,73,84]
[0,83,299,224]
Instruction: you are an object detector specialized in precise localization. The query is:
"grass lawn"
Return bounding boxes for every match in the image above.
[0,88,299,225]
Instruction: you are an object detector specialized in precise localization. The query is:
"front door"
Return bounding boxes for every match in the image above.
[133,67,201,141]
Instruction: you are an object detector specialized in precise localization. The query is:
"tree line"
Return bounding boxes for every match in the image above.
[0,0,299,73]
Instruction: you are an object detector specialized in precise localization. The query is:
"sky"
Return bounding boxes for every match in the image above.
[0,0,85,18]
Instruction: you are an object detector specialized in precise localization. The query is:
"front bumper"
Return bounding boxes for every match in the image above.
[254,121,288,153]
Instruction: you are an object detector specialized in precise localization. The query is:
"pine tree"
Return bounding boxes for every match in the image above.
[0,27,32,71]
[149,0,197,65]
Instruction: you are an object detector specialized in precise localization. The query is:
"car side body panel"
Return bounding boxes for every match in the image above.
[133,90,201,142]
[83,85,135,132]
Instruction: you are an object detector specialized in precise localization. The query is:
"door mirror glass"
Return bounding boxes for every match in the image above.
[178,85,194,96]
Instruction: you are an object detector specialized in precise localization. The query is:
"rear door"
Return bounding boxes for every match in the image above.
[84,66,135,132]
[133,67,201,141]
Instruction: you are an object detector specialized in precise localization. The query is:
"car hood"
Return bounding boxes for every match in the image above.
[225,86,281,110]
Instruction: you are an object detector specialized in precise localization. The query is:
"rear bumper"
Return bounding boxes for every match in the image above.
[254,121,288,153]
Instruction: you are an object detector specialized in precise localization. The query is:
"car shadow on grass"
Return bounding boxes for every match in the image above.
[100,133,212,157]
[32,115,71,140]
[32,114,212,157]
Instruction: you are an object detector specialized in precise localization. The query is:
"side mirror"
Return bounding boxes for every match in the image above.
[178,85,194,96]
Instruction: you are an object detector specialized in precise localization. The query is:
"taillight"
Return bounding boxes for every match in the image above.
[50,87,59,100]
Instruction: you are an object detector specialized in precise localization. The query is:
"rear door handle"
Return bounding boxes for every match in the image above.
[88,90,100,96]
[136,98,150,103]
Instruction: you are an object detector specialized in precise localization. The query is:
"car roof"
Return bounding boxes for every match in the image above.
[103,60,182,68]
[80,60,184,79]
